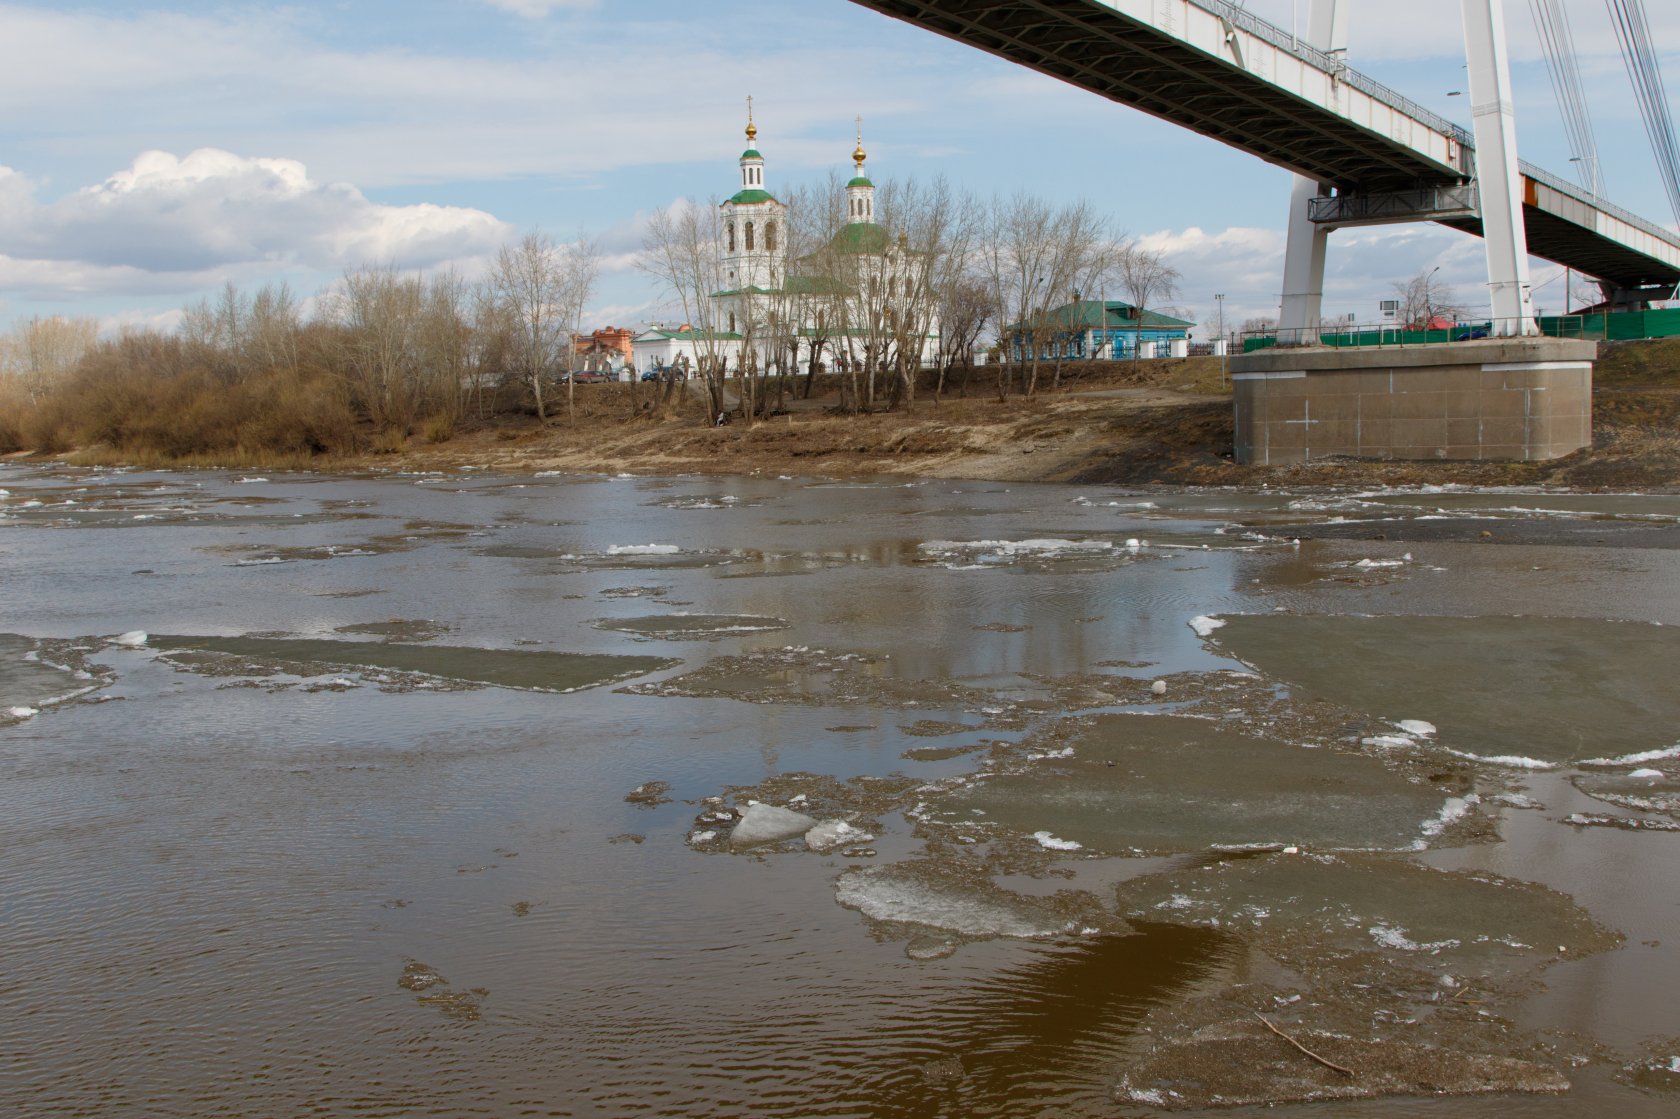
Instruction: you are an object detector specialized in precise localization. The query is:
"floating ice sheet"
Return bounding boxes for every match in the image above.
[835,862,1092,941]
[942,714,1469,855]
[149,635,674,693]
[1113,851,1617,968]
[1209,615,1680,766]
[592,613,789,640]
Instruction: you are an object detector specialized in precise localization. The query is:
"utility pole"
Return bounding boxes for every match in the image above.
[1216,293,1226,385]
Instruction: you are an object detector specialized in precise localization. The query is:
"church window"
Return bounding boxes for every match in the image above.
[745,221,755,251]
[765,221,777,251]
[729,312,737,333]
[727,223,735,252]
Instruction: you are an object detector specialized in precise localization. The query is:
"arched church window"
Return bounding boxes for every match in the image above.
[729,312,737,333]
[745,222,755,251]
[765,221,777,252]
[727,223,736,252]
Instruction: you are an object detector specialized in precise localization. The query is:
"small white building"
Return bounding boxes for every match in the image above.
[629,325,744,376]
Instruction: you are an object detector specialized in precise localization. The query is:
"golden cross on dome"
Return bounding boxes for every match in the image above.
[746,95,757,142]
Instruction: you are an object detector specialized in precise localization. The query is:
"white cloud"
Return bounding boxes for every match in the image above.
[479,0,598,15]
[0,4,952,191]
[0,149,512,299]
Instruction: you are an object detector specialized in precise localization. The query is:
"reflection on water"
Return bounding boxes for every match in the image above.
[4,463,1680,1116]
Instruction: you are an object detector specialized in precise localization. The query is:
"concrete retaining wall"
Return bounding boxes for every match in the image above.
[1231,338,1597,464]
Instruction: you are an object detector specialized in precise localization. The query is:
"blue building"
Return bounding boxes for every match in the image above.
[1005,299,1194,361]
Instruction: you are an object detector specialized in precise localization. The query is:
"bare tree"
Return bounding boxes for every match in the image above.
[1392,268,1463,329]
[416,270,472,424]
[874,177,980,411]
[326,265,424,429]
[978,193,1120,398]
[247,282,302,377]
[640,201,732,418]
[781,177,849,400]
[487,230,599,425]
[935,275,991,399]
[1117,243,1183,370]
[1,314,98,405]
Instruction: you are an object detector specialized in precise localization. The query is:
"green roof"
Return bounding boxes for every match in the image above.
[710,274,851,299]
[1005,299,1194,333]
[639,327,743,342]
[741,147,762,160]
[846,176,874,188]
[724,188,777,205]
[824,221,891,255]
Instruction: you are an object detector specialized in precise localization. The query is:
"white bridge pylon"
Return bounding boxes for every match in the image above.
[1282,0,1538,339]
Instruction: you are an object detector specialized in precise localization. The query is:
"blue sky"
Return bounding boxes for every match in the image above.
[2,0,1676,338]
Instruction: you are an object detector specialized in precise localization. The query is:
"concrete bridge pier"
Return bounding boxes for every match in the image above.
[1230,338,1596,465]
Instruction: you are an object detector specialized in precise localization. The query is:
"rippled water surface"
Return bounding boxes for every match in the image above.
[4,465,1679,1117]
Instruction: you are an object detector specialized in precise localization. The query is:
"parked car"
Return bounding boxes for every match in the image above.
[1454,326,1490,341]
[641,369,662,382]
[563,369,609,384]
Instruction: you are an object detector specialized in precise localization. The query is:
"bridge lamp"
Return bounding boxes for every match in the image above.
[1215,293,1226,386]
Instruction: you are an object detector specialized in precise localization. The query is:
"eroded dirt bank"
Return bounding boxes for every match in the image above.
[361,341,1680,490]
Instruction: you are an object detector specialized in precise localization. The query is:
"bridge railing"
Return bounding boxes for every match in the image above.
[1519,161,1680,250]
[1191,0,1474,154]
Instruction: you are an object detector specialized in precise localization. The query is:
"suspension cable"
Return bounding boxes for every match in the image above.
[1605,0,1680,226]
[1529,0,1604,195]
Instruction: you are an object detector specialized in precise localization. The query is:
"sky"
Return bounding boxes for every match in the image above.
[1,0,1677,339]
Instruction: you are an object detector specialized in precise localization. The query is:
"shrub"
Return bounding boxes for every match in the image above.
[422,412,455,444]
[370,426,409,454]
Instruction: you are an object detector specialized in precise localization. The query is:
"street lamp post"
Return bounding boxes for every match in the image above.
[1215,293,1226,386]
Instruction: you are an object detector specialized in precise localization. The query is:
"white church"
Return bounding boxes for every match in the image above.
[631,109,940,378]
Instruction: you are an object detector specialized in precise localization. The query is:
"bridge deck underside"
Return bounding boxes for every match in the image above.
[851,0,1455,193]
[852,0,1680,291]
[1439,209,1680,290]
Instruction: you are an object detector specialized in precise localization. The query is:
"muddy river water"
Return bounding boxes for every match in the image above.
[3,463,1679,1117]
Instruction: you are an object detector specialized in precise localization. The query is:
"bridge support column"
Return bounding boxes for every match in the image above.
[1231,338,1595,464]
[1279,178,1331,343]
[1276,0,1347,344]
[1463,0,1538,335]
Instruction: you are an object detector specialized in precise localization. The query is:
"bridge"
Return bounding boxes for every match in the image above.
[846,0,1680,466]
[845,0,1680,301]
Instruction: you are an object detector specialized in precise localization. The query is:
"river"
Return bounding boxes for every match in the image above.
[3,462,1678,1117]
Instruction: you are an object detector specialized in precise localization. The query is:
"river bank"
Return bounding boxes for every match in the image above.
[26,339,1680,489]
[362,339,1680,490]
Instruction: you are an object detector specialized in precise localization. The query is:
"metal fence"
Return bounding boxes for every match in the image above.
[1241,315,1608,352]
